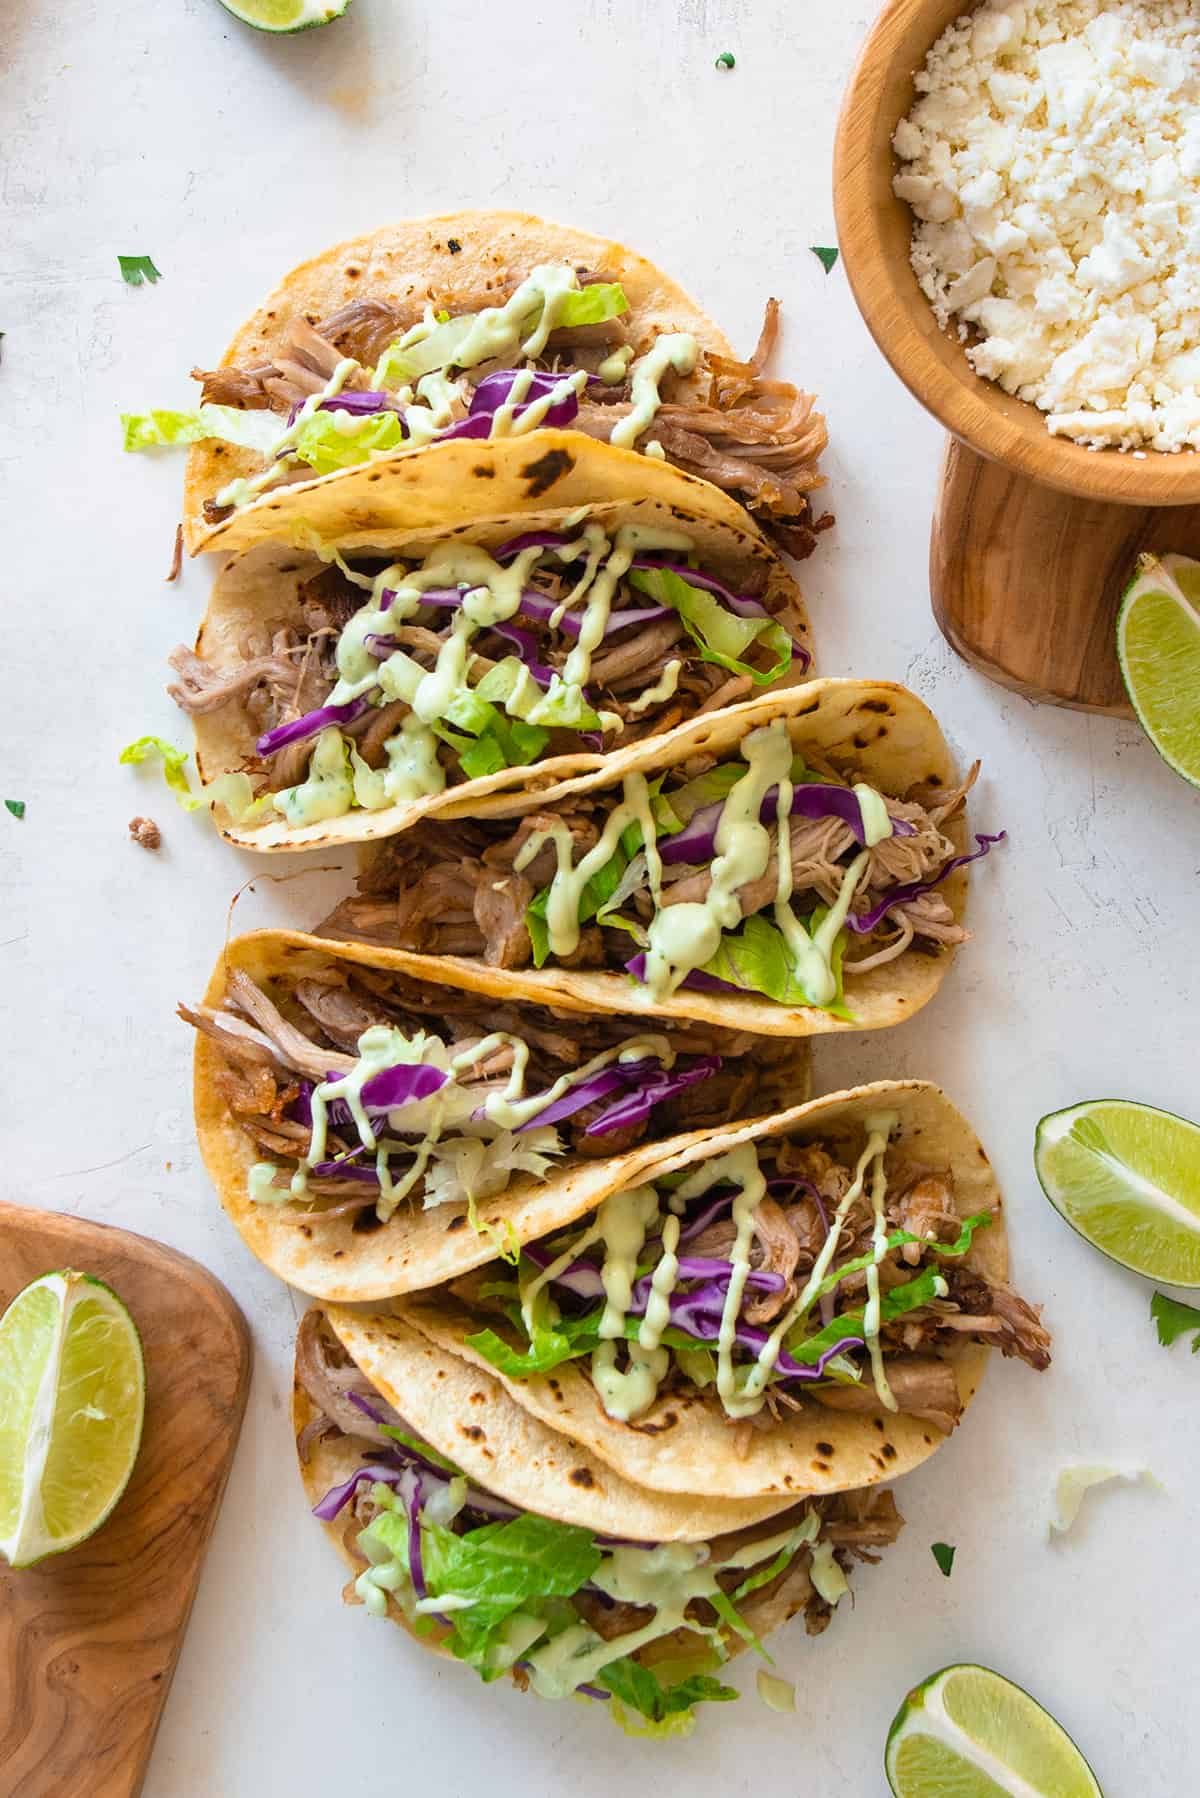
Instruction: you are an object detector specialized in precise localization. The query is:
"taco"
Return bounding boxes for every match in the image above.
[296,1303,903,1735]
[171,492,811,852]
[120,211,828,557]
[317,679,1004,1035]
[393,1081,1051,1501]
[187,930,809,1301]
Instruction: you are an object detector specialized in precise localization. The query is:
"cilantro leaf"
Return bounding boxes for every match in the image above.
[118,255,161,287]
[714,51,736,70]
[931,1541,956,1578]
[811,246,839,274]
[1151,1291,1200,1351]
[4,799,25,820]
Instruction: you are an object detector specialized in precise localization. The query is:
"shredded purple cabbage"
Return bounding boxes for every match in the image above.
[501,1058,656,1132]
[374,583,671,644]
[256,694,374,758]
[318,389,398,417]
[584,1057,722,1136]
[627,555,769,617]
[846,831,1006,933]
[623,953,736,996]
[293,1063,447,1133]
[438,369,586,441]
[311,1460,412,1521]
[499,1054,720,1137]
[659,784,915,867]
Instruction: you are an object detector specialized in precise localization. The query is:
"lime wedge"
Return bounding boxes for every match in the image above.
[1035,1099,1200,1286]
[0,1270,145,1568]
[1117,551,1200,789]
[886,1664,1102,1797]
[217,0,353,31]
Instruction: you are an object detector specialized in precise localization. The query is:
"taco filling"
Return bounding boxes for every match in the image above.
[126,264,827,554]
[298,1310,902,1735]
[184,957,800,1225]
[170,524,809,831]
[441,1119,1051,1434]
[320,715,1001,1008]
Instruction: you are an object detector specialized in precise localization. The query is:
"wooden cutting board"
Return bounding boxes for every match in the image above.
[0,1204,251,1798]
[931,438,1200,714]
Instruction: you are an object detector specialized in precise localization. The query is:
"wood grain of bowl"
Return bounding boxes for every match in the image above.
[833,0,1200,507]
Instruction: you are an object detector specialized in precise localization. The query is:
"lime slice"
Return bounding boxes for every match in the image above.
[886,1664,1103,1797]
[0,1270,145,1568]
[1117,551,1200,789]
[1035,1099,1200,1286]
[217,0,353,31]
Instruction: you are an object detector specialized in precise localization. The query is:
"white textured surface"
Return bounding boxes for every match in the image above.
[2,2,1197,1792]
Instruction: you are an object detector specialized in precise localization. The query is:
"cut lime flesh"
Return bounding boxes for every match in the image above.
[217,0,353,31]
[1035,1099,1200,1286]
[1117,551,1200,789]
[0,1271,145,1568]
[886,1664,1102,1798]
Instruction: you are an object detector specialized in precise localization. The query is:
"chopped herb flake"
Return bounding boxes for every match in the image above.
[931,1541,956,1577]
[714,51,736,70]
[5,799,25,820]
[1151,1291,1200,1351]
[447,238,462,254]
[118,255,162,287]
[811,245,840,274]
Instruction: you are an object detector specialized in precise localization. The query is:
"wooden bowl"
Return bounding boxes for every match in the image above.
[833,0,1200,507]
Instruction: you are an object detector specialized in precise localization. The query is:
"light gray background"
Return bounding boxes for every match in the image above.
[3,1,1196,1791]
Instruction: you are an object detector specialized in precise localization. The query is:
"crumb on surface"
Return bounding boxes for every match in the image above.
[129,815,161,850]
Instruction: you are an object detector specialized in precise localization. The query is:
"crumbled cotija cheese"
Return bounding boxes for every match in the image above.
[894,0,1200,451]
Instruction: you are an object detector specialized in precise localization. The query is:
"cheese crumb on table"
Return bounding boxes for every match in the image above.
[893,0,1200,452]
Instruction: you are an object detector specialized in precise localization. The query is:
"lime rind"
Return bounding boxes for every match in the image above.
[218,0,353,32]
[0,1270,145,1568]
[1116,552,1200,791]
[886,1664,1103,1798]
[1035,1099,1200,1286]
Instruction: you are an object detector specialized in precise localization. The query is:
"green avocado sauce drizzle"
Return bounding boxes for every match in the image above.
[524,718,895,1008]
[215,264,698,509]
[249,1024,675,1223]
[354,1457,825,1714]
[270,520,699,830]
[513,1116,910,1426]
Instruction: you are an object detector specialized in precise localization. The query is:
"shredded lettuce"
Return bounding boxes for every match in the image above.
[372,282,628,388]
[696,911,855,1017]
[420,1512,602,1678]
[808,1539,849,1607]
[119,737,271,825]
[121,406,281,454]
[467,1305,699,1380]
[556,282,629,328]
[525,784,682,965]
[118,736,203,811]
[756,1671,796,1713]
[1049,1465,1158,1538]
[598,1658,736,1737]
[291,409,407,476]
[433,704,550,782]
[629,567,793,684]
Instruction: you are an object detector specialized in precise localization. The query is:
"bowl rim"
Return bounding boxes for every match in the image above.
[832,0,1200,508]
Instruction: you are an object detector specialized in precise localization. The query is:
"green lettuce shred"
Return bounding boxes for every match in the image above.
[121,405,281,454]
[628,567,793,684]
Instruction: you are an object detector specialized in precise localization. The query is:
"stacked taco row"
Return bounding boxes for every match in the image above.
[138,212,1047,1733]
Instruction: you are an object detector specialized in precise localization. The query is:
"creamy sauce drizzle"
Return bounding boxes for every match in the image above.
[610,333,700,449]
[251,1023,670,1222]
[281,523,693,827]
